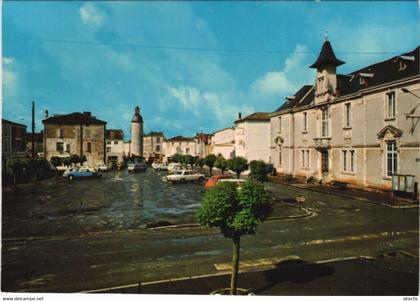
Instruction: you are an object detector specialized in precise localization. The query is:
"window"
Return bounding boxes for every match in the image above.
[107,141,111,145]
[56,142,64,152]
[386,91,396,118]
[107,147,111,153]
[156,145,160,151]
[114,141,118,145]
[301,150,305,168]
[306,150,310,168]
[66,144,70,152]
[156,137,160,143]
[186,148,190,154]
[386,142,397,176]
[303,112,308,132]
[57,128,64,138]
[345,103,352,128]
[278,145,282,166]
[321,108,329,137]
[342,150,347,172]
[278,117,282,133]
[399,61,407,71]
[350,150,355,173]
[85,129,92,139]
[87,142,92,153]
[317,76,324,92]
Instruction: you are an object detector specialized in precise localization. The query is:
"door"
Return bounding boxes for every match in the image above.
[321,151,329,173]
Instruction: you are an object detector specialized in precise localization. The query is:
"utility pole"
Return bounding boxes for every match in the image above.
[32,101,35,158]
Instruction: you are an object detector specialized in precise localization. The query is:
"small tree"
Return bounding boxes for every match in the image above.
[227,157,248,179]
[197,181,272,294]
[70,154,80,166]
[204,154,217,175]
[79,155,87,166]
[7,158,23,186]
[249,160,274,182]
[26,158,49,184]
[63,157,72,168]
[184,155,195,167]
[196,158,204,168]
[214,157,228,174]
[50,156,62,167]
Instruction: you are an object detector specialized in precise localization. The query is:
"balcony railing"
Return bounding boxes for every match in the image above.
[313,137,331,149]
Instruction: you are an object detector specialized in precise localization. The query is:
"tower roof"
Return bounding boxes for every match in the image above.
[310,40,345,69]
[131,106,143,123]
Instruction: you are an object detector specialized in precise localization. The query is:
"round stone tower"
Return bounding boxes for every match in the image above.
[130,106,144,157]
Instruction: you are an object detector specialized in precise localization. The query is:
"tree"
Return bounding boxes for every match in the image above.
[214,157,228,174]
[25,158,49,184]
[70,154,80,166]
[50,156,62,167]
[197,181,272,294]
[63,157,72,168]
[7,158,23,186]
[184,154,196,167]
[227,157,248,179]
[204,154,217,175]
[196,158,204,168]
[249,160,274,182]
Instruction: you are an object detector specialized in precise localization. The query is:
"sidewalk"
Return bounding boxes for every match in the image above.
[267,175,419,209]
[91,256,419,295]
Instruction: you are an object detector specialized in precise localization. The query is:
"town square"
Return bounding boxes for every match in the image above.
[1,1,419,299]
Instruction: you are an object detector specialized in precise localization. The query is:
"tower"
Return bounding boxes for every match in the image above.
[130,106,144,158]
[310,36,345,104]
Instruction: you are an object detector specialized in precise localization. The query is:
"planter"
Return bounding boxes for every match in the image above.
[210,288,254,295]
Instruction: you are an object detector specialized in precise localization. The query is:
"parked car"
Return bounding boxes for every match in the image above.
[167,163,183,172]
[96,163,108,172]
[204,174,233,189]
[63,167,78,177]
[127,161,147,173]
[66,167,102,180]
[152,162,169,171]
[164,170,205,183]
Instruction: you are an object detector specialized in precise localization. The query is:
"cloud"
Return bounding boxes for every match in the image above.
[167,86,201,116]
[251,44,312,96]
[79,3,106,30]
[2,57,18,97]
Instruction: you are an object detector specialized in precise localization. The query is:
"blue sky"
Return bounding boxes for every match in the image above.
[2,1,419,140]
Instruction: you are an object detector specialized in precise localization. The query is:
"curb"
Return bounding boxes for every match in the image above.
[267,180,419,209]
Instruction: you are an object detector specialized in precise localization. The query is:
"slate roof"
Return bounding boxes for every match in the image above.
[145,131,164,137]
[235,112,271,123]
[275,85,313,112]
[42,112,106,125]
[165,135,194,142]
[310,40,345,68]
[2,118,27,128]
[274,45,419,114]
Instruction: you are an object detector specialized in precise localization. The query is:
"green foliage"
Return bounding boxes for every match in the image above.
[7,158,24,186]
[249,160,274,182]
[214,157,228,174]
[204,154,217,175]
[197,180,272,238]
[172,154,182,163]
[196,158,204,167]
[70,154,80,165]
[25,158,50,183]
[184,154,196,166]
[63,157,72,167]
[227,157,248,179]
[50,156,63,167]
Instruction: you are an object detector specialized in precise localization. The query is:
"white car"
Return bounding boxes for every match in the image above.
[152,162,169,171]
[96,163,108,172]
[127,161,147,173]
[164,170,205,183]
[168,163,183,172]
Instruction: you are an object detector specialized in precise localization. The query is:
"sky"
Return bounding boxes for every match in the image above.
[2,1,419,140]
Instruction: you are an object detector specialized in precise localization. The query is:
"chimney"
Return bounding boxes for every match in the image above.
[44,109,49,119]
[83,111,92,116]
[238,112,242,120]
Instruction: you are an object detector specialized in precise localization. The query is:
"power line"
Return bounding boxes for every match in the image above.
[4,36,402,55]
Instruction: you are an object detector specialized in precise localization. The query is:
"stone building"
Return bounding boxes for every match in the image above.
[143,131,164,162]
[163,136,196,161]
[234,112,271,163]
[26,131,44,157]
[194,133,211,158]
[2,119,27,170]
[270,39,420,193]
[42,112,106,166]
[130,106,144,158]
[105,129,125,164]
[211,127,235,159]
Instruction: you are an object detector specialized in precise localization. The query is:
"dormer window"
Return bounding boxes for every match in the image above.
[395,55,414,71]
[399,60,407,71]
[358,73,374,86]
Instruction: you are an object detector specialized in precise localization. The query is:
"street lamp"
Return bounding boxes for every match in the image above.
[401,87,420,99]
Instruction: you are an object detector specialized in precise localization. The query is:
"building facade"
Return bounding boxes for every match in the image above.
[163,136,196,161]
[2,119,27,171]
[42,112,106,166]
[143,131,165,162]
[105,129,125,164]
[211,127,235,159]
[26,131,44,157]
[234,112,271,163]
[130,106,144,157]
[270,40,420,192]
[194,133,211,158]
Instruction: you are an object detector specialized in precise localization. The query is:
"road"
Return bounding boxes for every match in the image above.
[1,171,419,293]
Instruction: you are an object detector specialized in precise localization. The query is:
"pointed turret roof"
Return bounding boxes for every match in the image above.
[310,40,345,69]
[131,106,143,123]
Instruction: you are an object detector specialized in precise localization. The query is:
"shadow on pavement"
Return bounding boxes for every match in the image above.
[254,259,335,294]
